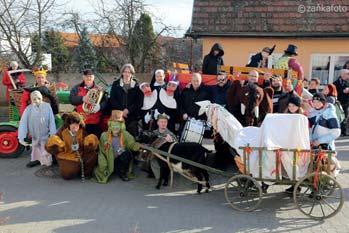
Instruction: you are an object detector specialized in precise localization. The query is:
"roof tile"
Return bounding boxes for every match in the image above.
[189,0,349,37]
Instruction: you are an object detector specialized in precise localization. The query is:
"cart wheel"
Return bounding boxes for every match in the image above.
[294,172,344,220]
[224,175,262,212]
[0,125,25,158]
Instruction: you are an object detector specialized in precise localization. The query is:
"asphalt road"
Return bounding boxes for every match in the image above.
[0,138,349,233]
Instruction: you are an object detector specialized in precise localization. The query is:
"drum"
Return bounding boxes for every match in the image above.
[180,118,205,144]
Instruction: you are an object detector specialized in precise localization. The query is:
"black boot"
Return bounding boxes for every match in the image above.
[26,160,40,168]
[119,173,130,182]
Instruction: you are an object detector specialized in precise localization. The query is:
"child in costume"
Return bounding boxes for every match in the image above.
[18,91,56,167]
[45,112,98,180]
[94,110,140,183]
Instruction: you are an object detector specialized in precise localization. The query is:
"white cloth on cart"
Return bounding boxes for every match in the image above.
[258,114,311,180]
[233,127,278,179]
[260,114,310,150]
[232,114,311,180]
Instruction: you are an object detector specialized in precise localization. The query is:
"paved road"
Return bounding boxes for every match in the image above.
[0,138,349,233]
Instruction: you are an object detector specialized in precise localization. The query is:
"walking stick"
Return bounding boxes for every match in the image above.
[77,151,85,183]
[71,135,85,182]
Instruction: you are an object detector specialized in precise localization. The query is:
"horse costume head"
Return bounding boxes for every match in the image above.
[240,83,264,126]
[227,80,274,126]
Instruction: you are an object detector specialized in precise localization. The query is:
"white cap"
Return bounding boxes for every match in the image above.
[139,82,150,89]
[155,69,165,76]
[168,80,179,85]
[30,90,43,100]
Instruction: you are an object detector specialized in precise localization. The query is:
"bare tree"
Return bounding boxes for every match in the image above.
[0,0,60,68]
[29,0,57,57]
[90,0,175,72]
[90,0,144,69]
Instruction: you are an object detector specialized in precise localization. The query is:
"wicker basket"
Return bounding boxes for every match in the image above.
[10,90,24,111]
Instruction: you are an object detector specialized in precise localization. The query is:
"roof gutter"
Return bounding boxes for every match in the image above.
[185,31,349,38]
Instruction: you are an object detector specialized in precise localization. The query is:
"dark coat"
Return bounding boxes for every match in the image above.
[246,53,266,68]
[210,81,231,107]
[202,43,224,75]
[272,89,284,113]
[246,45,275,68]
[333,77,349,105]
[180,84,212,119]
[110,78,143,121]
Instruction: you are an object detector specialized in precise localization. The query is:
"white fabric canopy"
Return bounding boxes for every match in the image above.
[260,113,310,150]
[258,114,311,179]
[202,102,312,180]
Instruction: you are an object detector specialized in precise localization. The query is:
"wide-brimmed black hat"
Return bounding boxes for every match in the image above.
[262,45,276,55]
[284,44,298,56]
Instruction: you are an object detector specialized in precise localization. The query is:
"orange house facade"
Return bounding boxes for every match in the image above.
[187,0,349,85]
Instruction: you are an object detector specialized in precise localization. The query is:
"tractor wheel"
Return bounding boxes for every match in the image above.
[0,125,25,158]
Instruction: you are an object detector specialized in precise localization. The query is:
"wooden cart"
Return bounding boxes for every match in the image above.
[141,144,343,220]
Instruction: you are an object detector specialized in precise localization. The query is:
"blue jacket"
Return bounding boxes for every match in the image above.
[308,104,340,150]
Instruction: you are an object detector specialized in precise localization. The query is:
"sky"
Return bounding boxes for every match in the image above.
[61,0,194,37]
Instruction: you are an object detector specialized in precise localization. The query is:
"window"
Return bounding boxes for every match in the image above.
[269,53,283,69]
[310,54,349,85]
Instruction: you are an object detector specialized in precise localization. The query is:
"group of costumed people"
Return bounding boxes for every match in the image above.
[2,41,346,186]
[9,63,185,183]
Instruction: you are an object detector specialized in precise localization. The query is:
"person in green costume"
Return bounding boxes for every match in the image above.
[94,110,140,183]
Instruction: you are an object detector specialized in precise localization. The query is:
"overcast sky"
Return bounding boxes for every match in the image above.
[61,0,194,37]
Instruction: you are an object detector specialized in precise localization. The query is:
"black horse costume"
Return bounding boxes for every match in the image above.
[149,138,211,194]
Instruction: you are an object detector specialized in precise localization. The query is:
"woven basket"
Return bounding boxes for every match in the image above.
[10,90,24,111]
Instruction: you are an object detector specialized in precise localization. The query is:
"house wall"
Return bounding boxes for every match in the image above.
[202,37,349,79]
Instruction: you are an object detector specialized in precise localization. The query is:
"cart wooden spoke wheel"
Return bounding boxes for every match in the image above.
[294,172,344,220]
[224,175,262,212]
